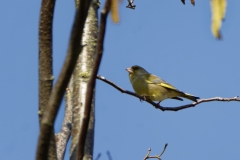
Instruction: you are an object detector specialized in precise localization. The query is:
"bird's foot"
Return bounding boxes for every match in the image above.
[139,95,147,102]
[156,101,161,106]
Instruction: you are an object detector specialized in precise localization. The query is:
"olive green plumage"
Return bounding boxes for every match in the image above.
[126,65,199,102]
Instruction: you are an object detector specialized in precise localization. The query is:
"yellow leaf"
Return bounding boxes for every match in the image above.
[111,0,119,23]
[210,0,227,39]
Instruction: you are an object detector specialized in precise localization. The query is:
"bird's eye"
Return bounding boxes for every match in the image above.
[133,66,138,70]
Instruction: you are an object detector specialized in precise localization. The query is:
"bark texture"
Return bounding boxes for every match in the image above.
[55,86,73,160]
[70,1,99,160]
[38,0,57,159]
[36,0,92,158]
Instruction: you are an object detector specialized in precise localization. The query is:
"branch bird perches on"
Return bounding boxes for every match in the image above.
[97,75,240,111]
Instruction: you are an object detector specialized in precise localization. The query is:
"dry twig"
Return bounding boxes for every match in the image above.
[97,75,240,111]
[181,0,195,6]
[95,153,101,160]
[106,151,113,160]
[143,144,168,160]
[126,0,136,9]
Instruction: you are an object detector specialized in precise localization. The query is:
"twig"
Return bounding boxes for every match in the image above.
[55,88,73,160]
[97,75,240,111]
[181,0,195,6]
[95,153,101,160]
[181,0,185,5]
[106,151,113,160]
[76,0,111,159]
[36,0,92,159]
[143,144,168,160]
[126,0,136,9]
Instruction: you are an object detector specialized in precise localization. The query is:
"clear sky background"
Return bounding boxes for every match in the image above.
[1,0,240,160]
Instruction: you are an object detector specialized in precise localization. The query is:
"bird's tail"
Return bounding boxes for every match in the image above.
[181,93,200,102]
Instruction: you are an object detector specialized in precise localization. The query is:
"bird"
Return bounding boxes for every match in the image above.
[126,65,199,103]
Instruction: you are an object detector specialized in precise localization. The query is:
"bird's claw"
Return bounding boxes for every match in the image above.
[139,95,147,102]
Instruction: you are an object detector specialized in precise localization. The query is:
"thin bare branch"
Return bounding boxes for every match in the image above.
[97,75,240,111]
[181,0,195,6]
[143,144,168,160]
[143,149,151,160]
[76,0,111,159]
[95,153,101,160]
[158,144,168,157]
[36,0,92,159]
[126,0,136,9]
[55,88,73,160]
[106,151,113,160]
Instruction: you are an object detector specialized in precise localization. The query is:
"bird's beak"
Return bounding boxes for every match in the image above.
[126,67,133,73]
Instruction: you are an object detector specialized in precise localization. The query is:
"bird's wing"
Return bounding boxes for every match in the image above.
[146,74,184,93]
[159,82,180,91]
[145,74,198,100]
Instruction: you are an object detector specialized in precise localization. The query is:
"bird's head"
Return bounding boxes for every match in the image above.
[126,65,148,79]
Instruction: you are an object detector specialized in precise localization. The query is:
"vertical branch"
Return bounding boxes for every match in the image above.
[36,0,92,159]
[70,0,99,159]
[39,0,55,117]
[38,0,57,159]
[55,87,73,160]
[76,0,111,159]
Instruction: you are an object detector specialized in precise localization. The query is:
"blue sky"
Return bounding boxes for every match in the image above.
[1,0,240,160]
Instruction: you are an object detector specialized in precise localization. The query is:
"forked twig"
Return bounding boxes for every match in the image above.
[126,0,136,9]
[143,144,168,160]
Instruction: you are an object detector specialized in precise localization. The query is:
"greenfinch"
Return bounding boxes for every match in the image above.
[126,65,199,102]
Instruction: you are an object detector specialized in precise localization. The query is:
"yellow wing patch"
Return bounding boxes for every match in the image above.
[160,83,194,96]
[146,80,177,91]
[184,93,193,96]
[146,80,196,97]
[159,83,177,90]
